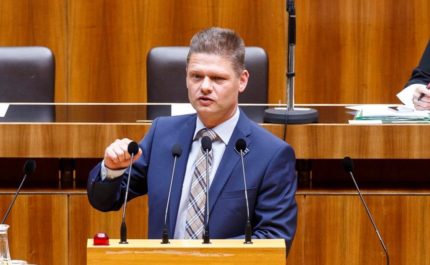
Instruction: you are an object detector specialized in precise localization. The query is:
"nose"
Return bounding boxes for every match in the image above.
[200,76,213,94]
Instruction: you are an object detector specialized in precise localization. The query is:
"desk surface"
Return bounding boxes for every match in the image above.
[0,103,429,158]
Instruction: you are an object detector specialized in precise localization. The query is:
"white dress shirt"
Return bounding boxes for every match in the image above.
[174,108,239,238]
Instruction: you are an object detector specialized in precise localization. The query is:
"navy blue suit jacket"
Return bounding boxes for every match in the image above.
[406,40,430,87]
[87,110,297,248]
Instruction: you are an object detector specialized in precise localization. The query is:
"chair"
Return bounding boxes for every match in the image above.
[0,46,55,121]
[146,46,268,120]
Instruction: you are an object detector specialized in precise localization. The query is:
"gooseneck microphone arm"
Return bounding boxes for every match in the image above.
[342,157,390,265]
[162,144,182,244]
[235,139,252,244]
[1,160,36,224]
[201,136,212,244]
[119,141,139,244]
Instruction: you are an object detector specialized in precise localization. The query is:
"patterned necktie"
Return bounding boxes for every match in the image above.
[184,128,218,239]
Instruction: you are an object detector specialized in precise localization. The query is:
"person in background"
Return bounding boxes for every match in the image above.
[87,27,298,252]
[398,40,430,110]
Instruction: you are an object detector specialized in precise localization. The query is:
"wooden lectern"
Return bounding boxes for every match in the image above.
[87,239,286,265]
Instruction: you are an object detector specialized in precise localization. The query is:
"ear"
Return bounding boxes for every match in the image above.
[238,70,249,93]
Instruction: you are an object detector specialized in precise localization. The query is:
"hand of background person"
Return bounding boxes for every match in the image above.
[413,83,430,110]
[104,138,142,170]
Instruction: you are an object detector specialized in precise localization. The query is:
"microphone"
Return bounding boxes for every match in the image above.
[287,0,296,45]
[119,141,139,244]
[1,160,36,224]
[161,144,182,244]
[201,136,212,244]
[342,157,390,265]
[235,139,252,244]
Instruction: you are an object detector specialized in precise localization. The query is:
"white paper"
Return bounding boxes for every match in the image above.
[347,104,429,118]
[397,84,426,109]
[0,103,9,117]
[348,120,383,124]
[171,103,196,116]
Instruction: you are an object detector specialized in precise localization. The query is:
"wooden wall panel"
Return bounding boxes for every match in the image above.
[1,0,430,104]
[289,194,430,265]
[0,0,68,102]
[68,194,148,265]
[296,0,430,104]
[0,194,68,265]
[67,0,286,103]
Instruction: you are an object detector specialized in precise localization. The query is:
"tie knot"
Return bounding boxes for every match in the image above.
[198,128,218,141]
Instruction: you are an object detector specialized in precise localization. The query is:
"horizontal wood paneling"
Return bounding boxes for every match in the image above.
[0,190,429,265]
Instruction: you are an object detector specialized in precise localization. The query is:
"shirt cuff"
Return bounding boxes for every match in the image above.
[101,160,126,180]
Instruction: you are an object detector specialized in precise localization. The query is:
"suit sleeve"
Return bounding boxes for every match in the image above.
[252,143,298,250]
[405,40,430,87]
[87,118,159,212]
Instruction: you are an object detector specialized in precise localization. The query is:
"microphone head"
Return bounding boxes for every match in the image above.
[23,159,36,176]
[342,156,354,173]
[127,141,139,156]
[235,138,247,152]
[172,144,182,157]
[201,136,212,152]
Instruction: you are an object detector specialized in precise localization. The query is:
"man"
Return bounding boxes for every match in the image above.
[87,27,297,250]
[397,40,430,110]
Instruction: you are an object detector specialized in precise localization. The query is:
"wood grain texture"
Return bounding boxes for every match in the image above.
[1,122,430,159]
[0,0,67,102]
[67,0,286,103]
[2,1,429,104]
[87,239,286,265]
[69,194,148,265]
[287,194,430,265]
[296,0,430,104]
[285,124,430,159]
[0,194,68,265]
[0,123,283,158]
[0,123,150,158]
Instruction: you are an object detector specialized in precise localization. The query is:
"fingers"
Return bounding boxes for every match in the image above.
[104,138,139,169]
[413,85,430,110]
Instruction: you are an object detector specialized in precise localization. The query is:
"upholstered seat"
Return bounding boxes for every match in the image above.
[0,46,55,121]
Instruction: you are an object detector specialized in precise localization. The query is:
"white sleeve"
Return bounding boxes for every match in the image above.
[100,160,126,180]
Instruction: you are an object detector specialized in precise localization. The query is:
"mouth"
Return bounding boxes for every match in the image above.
[198,96,214,105]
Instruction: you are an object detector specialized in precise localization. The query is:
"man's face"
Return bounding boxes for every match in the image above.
[186,53,249,128]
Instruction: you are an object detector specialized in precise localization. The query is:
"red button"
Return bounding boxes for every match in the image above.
[93,232,109,245]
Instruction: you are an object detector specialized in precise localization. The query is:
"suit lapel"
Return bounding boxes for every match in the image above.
[209,110,252,213]
[168,115,196,236]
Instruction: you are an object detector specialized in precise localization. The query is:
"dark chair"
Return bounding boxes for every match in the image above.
[0,46,55,122]
[146,46,268,120]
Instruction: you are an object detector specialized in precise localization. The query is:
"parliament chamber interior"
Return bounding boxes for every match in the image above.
[0,1,429,264]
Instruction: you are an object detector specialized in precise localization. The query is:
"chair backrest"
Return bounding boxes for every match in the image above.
[0,46,55,121]
[147,46,268,103]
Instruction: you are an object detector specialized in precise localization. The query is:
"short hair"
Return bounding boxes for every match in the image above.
[187,27,245,76]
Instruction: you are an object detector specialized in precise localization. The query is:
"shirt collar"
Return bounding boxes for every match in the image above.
[194,108,240,144]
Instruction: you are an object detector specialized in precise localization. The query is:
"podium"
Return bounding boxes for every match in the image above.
[87,239,286,265]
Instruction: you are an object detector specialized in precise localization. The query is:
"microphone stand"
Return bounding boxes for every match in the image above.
[264,0,318,124]
[202,148,211,244]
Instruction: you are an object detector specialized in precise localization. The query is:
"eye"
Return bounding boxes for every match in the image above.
[190,74,203,81]
[212,76,226,83]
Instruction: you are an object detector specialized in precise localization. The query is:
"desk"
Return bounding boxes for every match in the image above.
[0,103,429,265]
[1,103,429,158]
